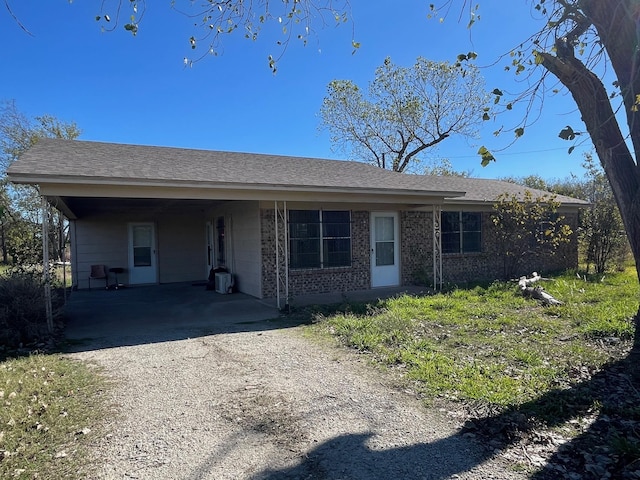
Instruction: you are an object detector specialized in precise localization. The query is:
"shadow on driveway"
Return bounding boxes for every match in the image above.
[195,432,499,480]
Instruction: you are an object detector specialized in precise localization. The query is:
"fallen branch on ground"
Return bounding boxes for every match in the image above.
[518,272,562,306]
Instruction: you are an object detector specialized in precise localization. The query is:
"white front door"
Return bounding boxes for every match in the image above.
[371,212,400,287]
[128,223,157,285]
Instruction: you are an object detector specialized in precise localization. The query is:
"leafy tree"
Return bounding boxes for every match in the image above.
[500,174,591,211]
[500,174,551,192]
[319,57,489,172]
[543,176,589,201]
[0,101,80,169]
[423,158,471,177]
[500,174,591,200]
[491,190,573,279]
[500,156,630,274]
[0,100,81,266]
[94,0,356,72]
[579,153,629,274]
[451,1,640,309]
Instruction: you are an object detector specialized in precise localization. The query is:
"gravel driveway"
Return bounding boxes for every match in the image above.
[66,288,526,479]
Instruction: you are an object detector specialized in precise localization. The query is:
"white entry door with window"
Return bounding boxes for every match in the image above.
[371,212,400,287]
[128,223,157,285]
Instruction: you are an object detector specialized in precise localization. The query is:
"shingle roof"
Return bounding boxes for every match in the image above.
[7,139,587,206]
[420,175,588,206]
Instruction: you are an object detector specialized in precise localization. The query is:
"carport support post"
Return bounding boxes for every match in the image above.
[433,204,443,290]
[42,196,54,333]
[275,201,289,311]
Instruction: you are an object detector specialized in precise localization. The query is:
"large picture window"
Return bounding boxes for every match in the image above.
[441,211,482,254]
[289,210,351,269]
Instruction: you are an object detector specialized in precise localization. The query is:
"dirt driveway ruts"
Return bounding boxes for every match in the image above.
[65,285,525,479]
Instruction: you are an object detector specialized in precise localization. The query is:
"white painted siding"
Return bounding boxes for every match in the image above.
[71,203,261,294]
[210,201,261,298]
[73,210,206,289]
[74,218,129,289]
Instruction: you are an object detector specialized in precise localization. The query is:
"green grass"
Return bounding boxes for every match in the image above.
[0,354,107,479]
[309,267,639,409]
[53,264,73,288]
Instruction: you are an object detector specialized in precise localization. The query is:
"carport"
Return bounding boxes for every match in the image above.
[62,282,426,351]
[63,283,281,350]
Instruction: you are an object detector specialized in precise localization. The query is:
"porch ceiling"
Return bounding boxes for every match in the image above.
[52,196,224,219]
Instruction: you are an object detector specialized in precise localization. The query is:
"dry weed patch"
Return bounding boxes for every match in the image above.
[0,354,106,479]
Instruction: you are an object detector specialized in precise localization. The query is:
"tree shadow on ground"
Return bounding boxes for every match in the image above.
[251,432,499,480]
[251,348,640,479]
[471,353,640,479]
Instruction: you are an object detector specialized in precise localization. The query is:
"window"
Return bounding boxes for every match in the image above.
[132,225,153,266]
[441,211,482,254]
[289,210,351,269]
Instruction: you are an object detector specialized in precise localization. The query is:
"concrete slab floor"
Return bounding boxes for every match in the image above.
[62,283,430,351]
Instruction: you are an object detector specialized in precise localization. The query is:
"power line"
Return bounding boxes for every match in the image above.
[442,146,587,160]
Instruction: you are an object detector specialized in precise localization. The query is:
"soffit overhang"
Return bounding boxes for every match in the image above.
[31,179,465,219]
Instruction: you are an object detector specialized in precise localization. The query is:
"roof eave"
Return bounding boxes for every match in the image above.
[442,197,589,208]
[7,173,467,199]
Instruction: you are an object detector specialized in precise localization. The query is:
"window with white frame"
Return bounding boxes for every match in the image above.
[441,211,482,254]
[289,210,351,269]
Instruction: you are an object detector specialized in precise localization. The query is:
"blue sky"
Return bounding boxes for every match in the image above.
[1,1,595,180]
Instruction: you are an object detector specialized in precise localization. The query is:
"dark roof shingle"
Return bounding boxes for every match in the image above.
[7,139,587,206]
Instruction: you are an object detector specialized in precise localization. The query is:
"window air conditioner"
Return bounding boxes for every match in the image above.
[214,272,232,294]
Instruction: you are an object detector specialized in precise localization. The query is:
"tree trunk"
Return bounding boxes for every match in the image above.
[537,55,640,275]
[539,0,640,360]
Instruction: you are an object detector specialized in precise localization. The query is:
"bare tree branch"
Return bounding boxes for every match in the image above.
[4,0,33,36]
[320,57,489,172]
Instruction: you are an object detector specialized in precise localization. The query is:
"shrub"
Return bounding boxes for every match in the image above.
[491,190,573,279]
[0,272,59,347]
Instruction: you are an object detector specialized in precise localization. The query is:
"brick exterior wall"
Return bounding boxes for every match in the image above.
[260,209,370,299]
[462,211,580,283]
[401,210,580,286]
[401,211,433,285]
[260,209,278,299]
[261,208,580,298]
